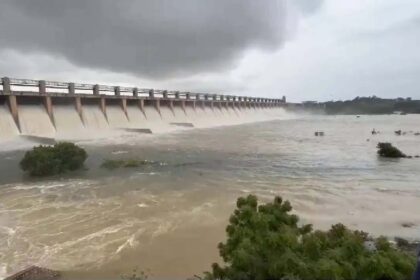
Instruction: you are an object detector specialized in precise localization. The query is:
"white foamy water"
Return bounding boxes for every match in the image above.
[0,105,18,139]
[126,106,148,129]
[18,105,55,138]
[83,105,109,131]
[54,105,85,140]
[190,106,213,128]
[107,106,130,128]
[159,106,176,123]
[172,107,189,123]
[142,105,171,134]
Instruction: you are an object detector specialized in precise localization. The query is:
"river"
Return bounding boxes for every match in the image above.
[1,114,420,279]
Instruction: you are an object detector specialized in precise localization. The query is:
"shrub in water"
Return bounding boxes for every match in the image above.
[204,195,415,280]
[123,159,142,168]
[100,159,152,169]
[20,142,87,176]
[101,159,125,170]
[377,142,406,158]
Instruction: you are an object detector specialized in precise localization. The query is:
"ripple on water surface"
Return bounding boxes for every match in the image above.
[0,114,420,279]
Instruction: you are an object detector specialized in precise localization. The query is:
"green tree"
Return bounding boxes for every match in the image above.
[20,142,87,176]
[377,143,406,158]
[204,195,415,280]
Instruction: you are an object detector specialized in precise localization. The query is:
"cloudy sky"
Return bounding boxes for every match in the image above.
[1,0,419,102]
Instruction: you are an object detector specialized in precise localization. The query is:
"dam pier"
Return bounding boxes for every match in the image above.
[0,77,287,139]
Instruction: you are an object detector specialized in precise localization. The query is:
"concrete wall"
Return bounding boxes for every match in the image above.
[0,77,286,137]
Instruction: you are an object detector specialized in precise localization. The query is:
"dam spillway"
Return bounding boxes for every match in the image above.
[0,77,287,141]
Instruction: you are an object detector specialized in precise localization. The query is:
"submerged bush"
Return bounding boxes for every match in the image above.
[20,142,87,176]
[100,158,152,170]
[204,195,415,280]
[124,159,143,168]
[377,142,406,158]
[101,159,125,170]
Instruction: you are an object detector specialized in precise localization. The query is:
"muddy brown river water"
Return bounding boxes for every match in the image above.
[1,114,420,279]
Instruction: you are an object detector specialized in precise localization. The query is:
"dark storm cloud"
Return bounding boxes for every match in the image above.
[0,0,322,78]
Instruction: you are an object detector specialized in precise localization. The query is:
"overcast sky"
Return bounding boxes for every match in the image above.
[1,0,419,102]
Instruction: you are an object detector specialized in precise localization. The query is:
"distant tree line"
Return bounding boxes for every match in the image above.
[302,96,420,115]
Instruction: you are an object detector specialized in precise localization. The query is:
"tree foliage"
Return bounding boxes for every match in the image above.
[377,143,406,158]
[20,142,87,176]
[323,97,420,115]
[204,195,415,280]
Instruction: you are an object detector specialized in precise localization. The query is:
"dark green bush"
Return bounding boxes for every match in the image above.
[377,143,406,158]
[20,142,87,176]
[204,195,415,280]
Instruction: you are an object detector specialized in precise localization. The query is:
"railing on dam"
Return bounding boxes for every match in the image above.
[0,77,286,134]
[0,77,286,104]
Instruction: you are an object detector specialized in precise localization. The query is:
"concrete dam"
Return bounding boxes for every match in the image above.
[0,77,288,143]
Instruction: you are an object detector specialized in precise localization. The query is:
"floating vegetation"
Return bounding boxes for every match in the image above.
[100,158,162,170]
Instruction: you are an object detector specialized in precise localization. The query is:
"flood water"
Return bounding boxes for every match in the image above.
[1,114,420,279]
